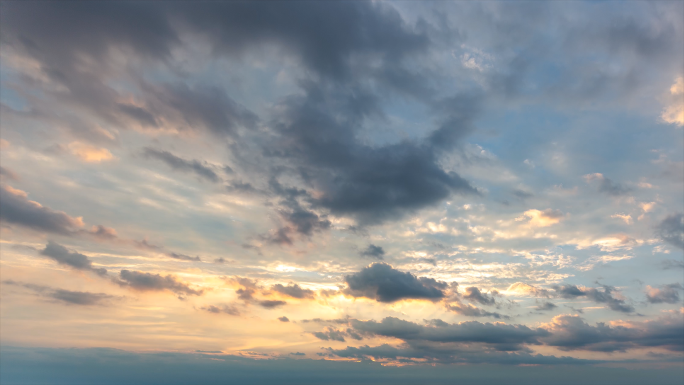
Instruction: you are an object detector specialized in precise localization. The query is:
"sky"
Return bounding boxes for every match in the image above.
[0,1,683,384]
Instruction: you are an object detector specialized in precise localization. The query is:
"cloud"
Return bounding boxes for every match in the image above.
[662,259,684,270]
[583,173,631,196]
[278,316,289,322]
[360,244,385,260]
[518,209,564,227]
[3,280,116,306]
[143,147,220,183]
[87,225,118,240]
[167,252,201,262]
[347,317,548,351]
[552,284,634,313]
[135,83,258,136]
[0,166,19,181]
[542,315,684,352]
[344,263,448,303]
[661,77,684,126]
[271,283,314,299]
[313,328,349,342]
[264,85,479,225]
[656,213,684,249]
[326,344,595,366]
[446,302,509,319]
[40,241,107,276]
[535,301,558,311]
[462,287,497,306]
[0,185,84,234]
[258,300,286,309]
[231,277,259,301]
[201,305,240,316]
[507,282,550,298]
[645,284,682,304]
[68,142,114,162]
[117,270,202,296]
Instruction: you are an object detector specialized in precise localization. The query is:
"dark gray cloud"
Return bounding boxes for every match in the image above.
[0,1,423,143]
[313,328,349,342]
[344,263,448,303]
[261,179,331,244]
[462,287,497,306]
[201,305,240,316]
[535,301,557,311]
[657,213,684,249]
[167,252,201,262]
[3,1,479,227]
[360,244,385,260]
[117,270,202,296]
[278,316,289,322]
[552,284,634,313]
[0,185,84,235]
[263,84,479,225]
[543,315,684,353]
[231,277,259,301]
[271,283,314,299]
[143,147,220,183]
[446,302,509,320]
[40,241,107,276]
[646,284,682,304]
[347,317,548,352]
[258,300,286,309]
[3,280,116,306]
[177,1,429,81]
[327,344,596,366]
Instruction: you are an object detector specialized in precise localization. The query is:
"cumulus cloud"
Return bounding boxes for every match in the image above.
[462,287,497,306]
[542,315,684,352]
[360,244,385,260]
[40,241,107,276]
[347,317,547,351]
[3,280,117,306]
[313,327,351,342]
[116,270,202,296]
[656,213,684,249]
[278,316,289,322]
[535,301,558,311]
[344,263,448,303]
[258,300,286,309]
[271,283,314,299]
[645,284,682,304]
[552,284,634,313]
[201,304,240,316]
[446,302,509,319]
[0,185,84,234]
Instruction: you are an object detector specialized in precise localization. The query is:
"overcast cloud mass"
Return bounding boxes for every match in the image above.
[0,1,683,384]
